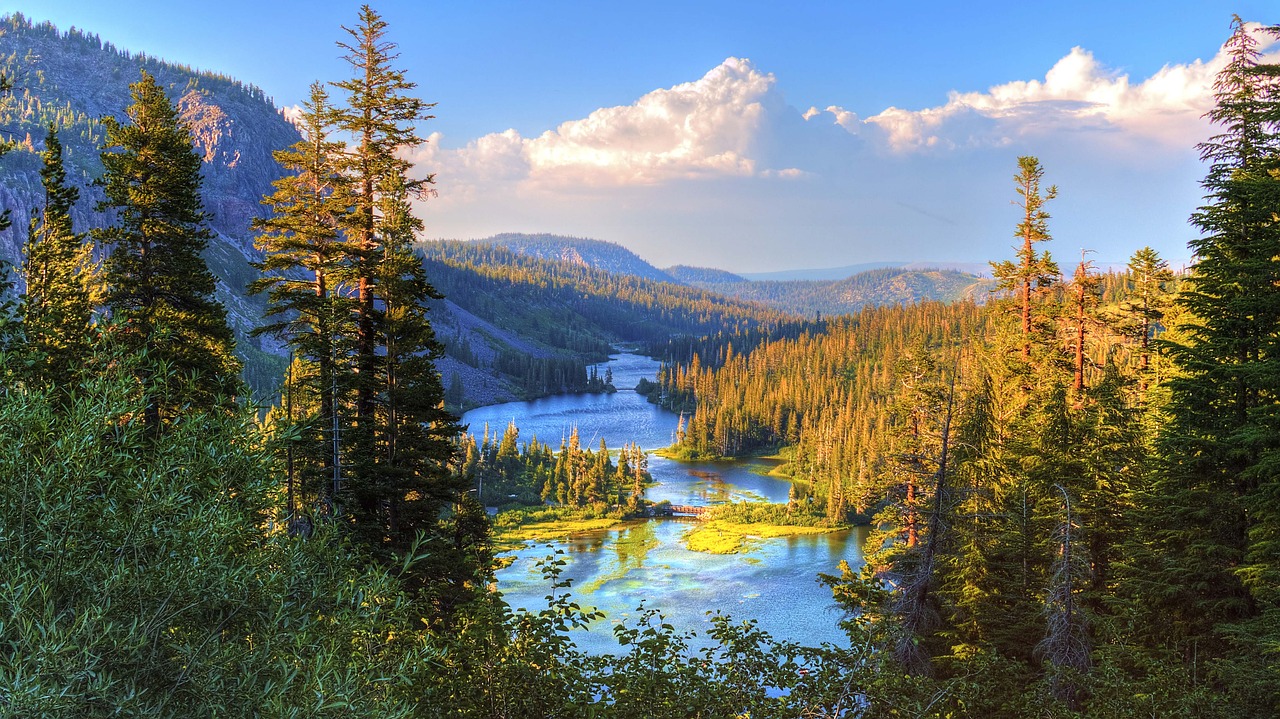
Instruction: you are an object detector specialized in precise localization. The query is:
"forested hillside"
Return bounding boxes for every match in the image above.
[481,232,676,282]
[642,51,1279,706]
[682,266,992,318]
[418,240,793,408]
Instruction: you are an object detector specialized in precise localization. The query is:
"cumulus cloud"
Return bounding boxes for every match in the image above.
[426,57,799,191]
[815,25,1280,153]
[279,103,305,127]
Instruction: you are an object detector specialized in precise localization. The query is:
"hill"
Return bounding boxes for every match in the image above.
[683,267,991,317]
[481,233,675,283]
[418,241,793,409]
[0,13,300,394]
[664,265,746,284]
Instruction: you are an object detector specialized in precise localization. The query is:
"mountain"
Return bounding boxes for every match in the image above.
[684,267,992,317]
[0,13,300,394]
[664,265,745,284]
[740,261,902,281]
[418,241,792,409]
[480,233,675,283]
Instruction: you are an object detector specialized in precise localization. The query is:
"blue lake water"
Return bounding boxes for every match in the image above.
[461,353,867,655]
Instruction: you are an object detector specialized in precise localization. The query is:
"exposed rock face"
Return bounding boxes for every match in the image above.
[0,13,302,390]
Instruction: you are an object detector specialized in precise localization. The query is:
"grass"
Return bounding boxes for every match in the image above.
[491,505,625,551]
[683,518,840,555]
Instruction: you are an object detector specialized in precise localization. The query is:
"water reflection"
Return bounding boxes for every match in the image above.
[465,354,868,655]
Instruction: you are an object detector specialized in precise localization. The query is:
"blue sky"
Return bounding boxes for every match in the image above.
[8,1,1280,272]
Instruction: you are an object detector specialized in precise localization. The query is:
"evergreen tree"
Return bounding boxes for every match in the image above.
[1066,253,1100,395]
[323,6,459,564]
[333,4,435,422]
[1147,17,1280,698]
[1118,246,1174,391]
[20,125,94,392]
[94,70,241,428]
[991,156,1060,360]
[345,169,462,560]
[250,82,357,508]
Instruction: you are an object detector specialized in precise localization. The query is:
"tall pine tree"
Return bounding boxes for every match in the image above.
[20,125,94,392]
[1146,17,1280,689]
[284,5,459,564]
[94,70,241,429]
[250,82,358,509]
[991,156,1060,361]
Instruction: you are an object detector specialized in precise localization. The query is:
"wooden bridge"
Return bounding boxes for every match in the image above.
[635,503,709,519]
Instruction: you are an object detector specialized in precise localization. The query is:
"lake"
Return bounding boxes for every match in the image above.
[461,353,868,655]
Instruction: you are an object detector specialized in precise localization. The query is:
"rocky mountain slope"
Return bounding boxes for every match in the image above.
[0,13,300,392]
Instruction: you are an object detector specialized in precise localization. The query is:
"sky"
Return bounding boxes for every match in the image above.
[8,1,1280,272]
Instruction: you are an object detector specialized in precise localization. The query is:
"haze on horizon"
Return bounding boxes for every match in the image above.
[15,1,1280,273]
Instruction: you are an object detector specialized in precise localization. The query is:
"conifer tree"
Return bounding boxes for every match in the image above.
[94,70,241,428]
[345,170,461,558]
[991,156,1059,360]
[1066,253,1100,395]
[20,125,94,392]
[1118,246,1173,390]
[250,82,357,506]
[333,4,435,422]
[324,6,458,563]
[1149,15,1280,672]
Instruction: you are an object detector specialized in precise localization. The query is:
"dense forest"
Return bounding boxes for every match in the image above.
[3,7,1280,719]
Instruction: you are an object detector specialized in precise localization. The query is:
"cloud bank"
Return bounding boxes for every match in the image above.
[414,27,1280,272]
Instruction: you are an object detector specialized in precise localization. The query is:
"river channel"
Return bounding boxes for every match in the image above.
[461,353,868,655]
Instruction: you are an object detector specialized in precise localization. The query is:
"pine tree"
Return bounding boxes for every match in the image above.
[1149,16,1280,672]
[347,170,461,557]
[327,6,458,563]
[991,156,1060,361]
[250,82,357,507]
[1066,253,1100,395]
[1118,246,1173,391]
[94,70,241,428]
[333,4,435,423]
[20,125,94,392]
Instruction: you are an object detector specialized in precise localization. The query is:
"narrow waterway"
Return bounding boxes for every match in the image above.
[461,353,867,655]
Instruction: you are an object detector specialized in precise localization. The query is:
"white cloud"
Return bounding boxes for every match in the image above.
[427,57,790,191]
[279,103,305,127]
[827,25,1280,153]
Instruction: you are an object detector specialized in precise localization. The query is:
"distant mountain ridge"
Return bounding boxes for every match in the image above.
[665,265,745,284]
[467,233,990,319]
[685,267,992,317]
[741,261,994,281]
[481,233,675,283]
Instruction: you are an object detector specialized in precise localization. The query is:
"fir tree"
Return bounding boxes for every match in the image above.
[991,156,1060,361]
[94,70,241,428]
[1141,21,1280,708]
[333,4,435,422]
[20,125,94,392]
[1118,246,1174,390]
[325,6,459,564]
[250,82,357,507]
